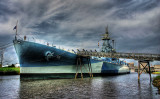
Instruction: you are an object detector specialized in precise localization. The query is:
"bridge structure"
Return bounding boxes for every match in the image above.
[77,50,160,81]
[77,51,160,61]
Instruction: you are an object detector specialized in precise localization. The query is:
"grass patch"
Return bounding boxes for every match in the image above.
[152,72,160,74]
[0,67,20,75]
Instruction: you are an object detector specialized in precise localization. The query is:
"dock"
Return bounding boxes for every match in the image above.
[77,50,160,81]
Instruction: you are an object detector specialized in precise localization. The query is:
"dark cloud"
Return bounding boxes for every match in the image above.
[0,0,160,65]
[0,34,14,45]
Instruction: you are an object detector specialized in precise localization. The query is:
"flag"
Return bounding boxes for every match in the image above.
[13,26,17,30]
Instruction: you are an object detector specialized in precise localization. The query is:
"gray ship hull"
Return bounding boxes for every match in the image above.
[13,39,130,79]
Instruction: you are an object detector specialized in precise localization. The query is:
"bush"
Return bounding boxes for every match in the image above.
[152,76,160,91]
[8,64,15,67]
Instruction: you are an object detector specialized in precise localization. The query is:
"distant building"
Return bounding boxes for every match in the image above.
[150,66,155,72]
[154,65,160,72]
[2,65,9,67]
[128,62,135,72]
[15,63,20,67]
[1,63,20,68]
[134,66,138,72]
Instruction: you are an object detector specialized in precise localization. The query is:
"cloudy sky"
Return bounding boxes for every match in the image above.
[0,0,160,65]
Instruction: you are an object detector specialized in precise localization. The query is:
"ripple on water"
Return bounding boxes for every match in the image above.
[0,74,160,99]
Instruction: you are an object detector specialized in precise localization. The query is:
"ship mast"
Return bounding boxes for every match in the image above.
[101,26,115,53]
[16,20,18,35]
[14,20,18,40]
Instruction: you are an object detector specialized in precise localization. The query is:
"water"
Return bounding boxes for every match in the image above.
[0,73,160,99]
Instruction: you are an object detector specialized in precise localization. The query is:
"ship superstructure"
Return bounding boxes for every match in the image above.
[101,27,116,53]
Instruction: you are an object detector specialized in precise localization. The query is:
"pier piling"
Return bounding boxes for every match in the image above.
[138,60,152,81]
[75,56,93,79]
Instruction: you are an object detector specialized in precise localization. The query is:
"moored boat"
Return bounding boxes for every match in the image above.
[13,27,130,79]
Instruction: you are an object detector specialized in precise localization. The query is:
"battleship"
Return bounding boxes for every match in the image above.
[13,27,130,79]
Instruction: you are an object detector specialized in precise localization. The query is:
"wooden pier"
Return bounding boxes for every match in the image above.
[77,50,160,80]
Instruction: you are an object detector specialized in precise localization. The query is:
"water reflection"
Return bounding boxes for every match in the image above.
[0,74,160,99]
[0,76,20,99]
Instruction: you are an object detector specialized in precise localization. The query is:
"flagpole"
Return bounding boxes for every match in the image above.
[16,20,18,35]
